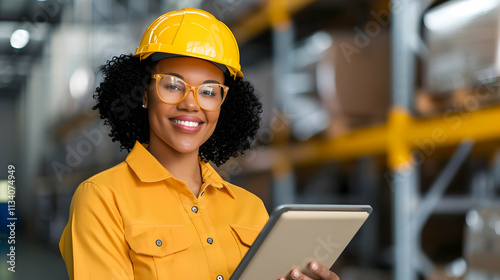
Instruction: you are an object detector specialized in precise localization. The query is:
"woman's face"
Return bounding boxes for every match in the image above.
[144,56,224,156]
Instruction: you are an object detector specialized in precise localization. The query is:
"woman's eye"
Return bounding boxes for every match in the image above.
[200,90,215,96]
[164,84,182,91]
[199,86,220,97]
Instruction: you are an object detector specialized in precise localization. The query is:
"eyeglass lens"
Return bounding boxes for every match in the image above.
[158,75,225,110]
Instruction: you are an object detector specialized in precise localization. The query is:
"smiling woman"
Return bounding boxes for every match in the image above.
[59,8,268,280]
[58,8,338,280]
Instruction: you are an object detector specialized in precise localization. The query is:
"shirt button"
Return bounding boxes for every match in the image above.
[156,239,162,247]
[201,191,205,197]
[191,206,198,213]
[207,237,213,244]
[216,275,223,280]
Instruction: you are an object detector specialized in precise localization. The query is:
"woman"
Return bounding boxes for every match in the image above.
[59,8,339,280]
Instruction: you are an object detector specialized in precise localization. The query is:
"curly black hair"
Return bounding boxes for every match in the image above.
[93,54,262,166]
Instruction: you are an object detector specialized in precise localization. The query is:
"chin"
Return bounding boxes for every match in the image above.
[171,143,202,155]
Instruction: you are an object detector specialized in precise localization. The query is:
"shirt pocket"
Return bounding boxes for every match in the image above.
[125,224,192,279]
[230,224,261,259]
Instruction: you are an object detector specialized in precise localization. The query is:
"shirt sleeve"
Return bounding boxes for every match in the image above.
[59,181,134,280]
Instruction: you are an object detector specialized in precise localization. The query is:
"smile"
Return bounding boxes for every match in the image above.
[170,119,201,127]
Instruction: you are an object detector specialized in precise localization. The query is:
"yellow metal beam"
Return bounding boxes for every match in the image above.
[278,105,500,167]
[388,107,413,171]
[409,106,500,148]
[231,0,317,45]
[284,123,388,166]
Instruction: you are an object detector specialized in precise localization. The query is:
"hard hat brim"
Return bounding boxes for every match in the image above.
[148,53,230,76]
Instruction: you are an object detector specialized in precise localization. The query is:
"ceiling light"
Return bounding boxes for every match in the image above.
[0,181,8,203]
[10,29,30,49]
[70,67,94,99]
[424,0,500,31]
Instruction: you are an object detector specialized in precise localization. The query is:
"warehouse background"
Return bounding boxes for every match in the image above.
[1,0,500,279]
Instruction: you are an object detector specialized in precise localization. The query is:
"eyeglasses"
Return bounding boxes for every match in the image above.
[151,74,229,111]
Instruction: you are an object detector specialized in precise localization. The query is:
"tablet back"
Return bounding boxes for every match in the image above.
[230,205,371,280]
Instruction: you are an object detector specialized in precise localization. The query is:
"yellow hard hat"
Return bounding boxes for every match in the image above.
[134,8,243,78]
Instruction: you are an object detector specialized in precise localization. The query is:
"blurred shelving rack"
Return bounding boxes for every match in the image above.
[389,0,500,278]
[230,0,500,279]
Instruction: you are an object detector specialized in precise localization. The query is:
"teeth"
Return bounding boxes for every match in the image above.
[172,119,201,127]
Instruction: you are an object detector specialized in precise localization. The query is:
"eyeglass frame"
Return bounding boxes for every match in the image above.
[150,74,229,111]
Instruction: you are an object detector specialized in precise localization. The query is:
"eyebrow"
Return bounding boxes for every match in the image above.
[162,72,222,84]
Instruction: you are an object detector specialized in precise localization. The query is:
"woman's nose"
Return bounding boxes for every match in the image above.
[177,89,199,111]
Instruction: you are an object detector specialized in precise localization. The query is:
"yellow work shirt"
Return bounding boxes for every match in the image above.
[59,141,269,280]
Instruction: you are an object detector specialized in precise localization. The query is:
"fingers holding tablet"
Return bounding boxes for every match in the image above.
[277,262,340,280]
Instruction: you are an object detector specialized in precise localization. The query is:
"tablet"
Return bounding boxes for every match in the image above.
[229,204,372,280]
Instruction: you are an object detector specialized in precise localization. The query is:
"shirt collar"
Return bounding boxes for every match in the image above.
[199,158,236,199]
[125,141,236,199]
[125,141,173,182]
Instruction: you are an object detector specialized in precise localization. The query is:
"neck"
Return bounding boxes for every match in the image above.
[147,138,203,197]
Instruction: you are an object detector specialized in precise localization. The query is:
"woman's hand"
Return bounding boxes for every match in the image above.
[278,261,339,280]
